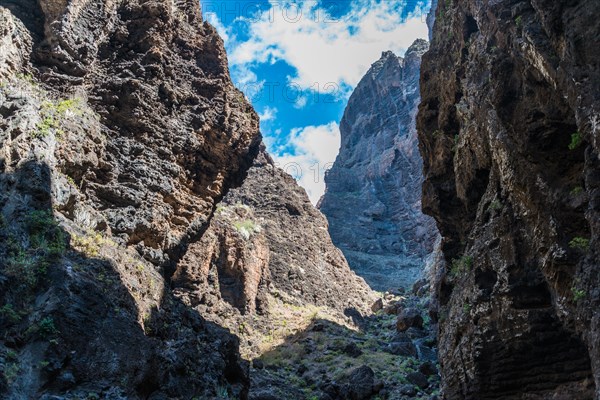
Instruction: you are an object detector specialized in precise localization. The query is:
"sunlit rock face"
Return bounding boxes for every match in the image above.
[0,0,374,398]
[319,39,439,291]
[418,0,600,398]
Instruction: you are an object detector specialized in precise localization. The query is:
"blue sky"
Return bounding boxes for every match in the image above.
[201,0,431,203]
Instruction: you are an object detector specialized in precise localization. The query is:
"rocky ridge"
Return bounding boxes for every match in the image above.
[418,0,600,398]
[0,1,374,398]
[319,40,438,291]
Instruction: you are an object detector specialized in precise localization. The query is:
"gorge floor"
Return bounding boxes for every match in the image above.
[248,287,441,400]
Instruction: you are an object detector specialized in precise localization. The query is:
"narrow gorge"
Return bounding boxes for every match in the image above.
[0,0,598,399]
[319,40,439,291]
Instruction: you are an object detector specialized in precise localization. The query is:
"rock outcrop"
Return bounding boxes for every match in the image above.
[418,0,600,398]
[319,40,438,290]
[173,148,374,358]
[0,1,373,398]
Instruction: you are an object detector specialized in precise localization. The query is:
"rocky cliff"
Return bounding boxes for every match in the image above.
[0,1,373,398]
[319,40,438,291]
[418,0,600,398]
[172,148,374,359]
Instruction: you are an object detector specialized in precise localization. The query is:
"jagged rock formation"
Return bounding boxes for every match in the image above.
[0,1,373,398]
[173,149,374,357]
[418,0,600,398]
[319,40,438,290]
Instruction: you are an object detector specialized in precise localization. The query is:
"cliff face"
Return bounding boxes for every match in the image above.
[0,1,373,398]
[319,40,438,290]
[418,0,600,398]
[172,149,374,358]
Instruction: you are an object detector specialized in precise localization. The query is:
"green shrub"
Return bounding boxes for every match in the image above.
[3,210,66,289]
[55,98,82,115]
[572,287,586,302]
[38,317,58,337]
[515,15,523,27]
[216,386,229,399]
[5,350,18,361]
[16,73,34,84]
[33,116,58,139]
[568,132,583,150]
[71,231,114,257]
[2,362,20,383]
[488,199,502,211]
[450,255,473,278]
[233,219,260,239]
[569,237,590,252]
[0,304,21,324]
[5,249,40,288]
[27,210,66,257]
[32,98,83,140]
[570,186,584,196]
[26,210,56,232]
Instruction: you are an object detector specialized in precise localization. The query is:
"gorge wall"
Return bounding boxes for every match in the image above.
[319,40,439,291]
[418,0,600,398]
[0,1,373,398]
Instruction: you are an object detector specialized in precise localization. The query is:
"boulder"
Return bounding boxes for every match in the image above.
[396,308,423,332]
[343,342,363,358]
[419,361,438,376]
[406,371,429,389]
[338,365,377,400]
[371,298,384,312]
[387,341,418,357]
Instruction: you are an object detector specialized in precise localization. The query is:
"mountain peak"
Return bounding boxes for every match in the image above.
[380,50,398,60]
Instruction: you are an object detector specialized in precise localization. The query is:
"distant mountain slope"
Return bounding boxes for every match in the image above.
[319,39,438,290]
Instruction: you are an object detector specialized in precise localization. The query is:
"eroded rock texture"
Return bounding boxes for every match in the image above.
[418,0,600,398]
[320,40,438,290]
[0,0,373,398]
[173,148,374,358]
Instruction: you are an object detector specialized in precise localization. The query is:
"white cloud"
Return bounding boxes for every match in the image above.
[293,95,308,109]
[271,122,341,204]
[227,0,429,90]
[203,1,429,201]
[258,106,278,122]
[204,11,230,43]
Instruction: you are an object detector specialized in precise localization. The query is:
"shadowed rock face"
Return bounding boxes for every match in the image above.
[0,1,257,397]
[319,40,438,291]
[0,0,373,398]
[418,0,600,398]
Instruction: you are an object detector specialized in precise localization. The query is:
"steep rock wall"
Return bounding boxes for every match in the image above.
[319,40,438,290]
[0,0,373,398]
[418,0,600,398]
[173,148,374,358]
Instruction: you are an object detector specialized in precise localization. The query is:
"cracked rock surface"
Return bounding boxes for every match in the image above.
[0,1,374,398]
[418,0,600,398]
